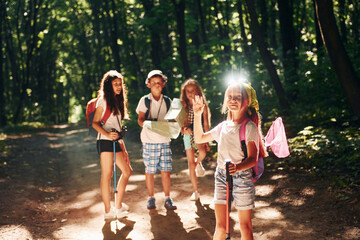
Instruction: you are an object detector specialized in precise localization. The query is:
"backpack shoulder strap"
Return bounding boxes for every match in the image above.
[144,95,151,119]
[163,95,171,111]
[239,118,251,159]
[101,103,112,125]
[239,118,264,183]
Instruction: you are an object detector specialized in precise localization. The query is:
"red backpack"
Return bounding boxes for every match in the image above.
[86,97,111,137]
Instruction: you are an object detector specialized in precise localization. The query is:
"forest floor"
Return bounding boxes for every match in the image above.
[0,122,359,240]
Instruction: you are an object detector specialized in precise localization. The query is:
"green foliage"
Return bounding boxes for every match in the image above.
[288,124,360,188]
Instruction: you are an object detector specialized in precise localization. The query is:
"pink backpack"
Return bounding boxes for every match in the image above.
[220,119,264,182]
[219,117,290,182]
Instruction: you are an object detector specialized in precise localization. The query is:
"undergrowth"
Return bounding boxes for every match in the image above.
[288,123,360,189]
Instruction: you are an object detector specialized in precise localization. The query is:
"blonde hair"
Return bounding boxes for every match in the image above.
[222,82,267,158]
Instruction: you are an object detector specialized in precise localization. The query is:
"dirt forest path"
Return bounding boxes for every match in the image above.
[0,123,359,240]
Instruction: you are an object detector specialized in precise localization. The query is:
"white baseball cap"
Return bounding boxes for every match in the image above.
[145,70,168,84]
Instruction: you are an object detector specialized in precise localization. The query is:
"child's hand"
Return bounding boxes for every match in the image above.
[192,95,204,115]
[108,131,119,141]
[228,163,238,175]
[183,127,192,135]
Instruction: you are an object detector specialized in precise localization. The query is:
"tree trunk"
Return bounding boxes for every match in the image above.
[190,0,202,67]
[105,0,122,70]
[196,0,208,44]
[338,0,347,43]
[172,0,191,79]
[236,1,256,77]
[269,0,278,49]
[244,0,291,113]
[212,0,231,65]
[258,0,268,42]
[0,0,6,126]
[315,0,360,115]
[312,0,324,61]
[277,0,299,100]
[141,0,163,68]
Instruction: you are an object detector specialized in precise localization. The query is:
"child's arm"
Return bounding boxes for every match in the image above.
[202,106,210,132]
[229,141,257,174]
[137,111,146,127]
[193,96,213,143]
[92,106,118,140]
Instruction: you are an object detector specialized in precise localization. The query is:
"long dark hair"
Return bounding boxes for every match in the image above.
[98,70,129,120]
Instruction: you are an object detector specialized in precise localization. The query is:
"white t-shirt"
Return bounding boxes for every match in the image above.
[96,97,122,140]
[136,93,171,143]
[209,120,259,170]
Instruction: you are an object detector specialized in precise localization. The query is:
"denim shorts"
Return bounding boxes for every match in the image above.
[142,143,172,174]
[214,167,255,210]
[183,134,196,150]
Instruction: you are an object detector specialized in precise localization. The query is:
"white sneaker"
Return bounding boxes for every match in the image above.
[196,162,206,177]
[104,208,116,220]
[190,191,200,201]
[116,203,129,218]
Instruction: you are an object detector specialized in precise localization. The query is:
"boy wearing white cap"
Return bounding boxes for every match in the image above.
[136,70,176,210]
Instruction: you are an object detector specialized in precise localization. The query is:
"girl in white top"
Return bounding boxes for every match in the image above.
[92,70,132,220]
[193,81,267,240]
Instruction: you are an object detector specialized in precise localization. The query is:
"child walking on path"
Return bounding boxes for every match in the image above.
[179,79,211,201]
[136,70,177,210]
[193,81,267,240]
[92,70,133,220]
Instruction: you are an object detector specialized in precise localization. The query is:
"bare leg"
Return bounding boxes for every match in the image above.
[185,148,198,192]
[213,204,227,240]
[100,152,113,213]
[196,143,209,164]
[145,173,155,197]
[160,171,171,197]
[115,152,133,209]
[238,209,253,240]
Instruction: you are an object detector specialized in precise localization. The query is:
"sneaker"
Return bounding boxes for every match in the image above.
[190,191,200,201]
[116,203,129,218]
[104,208,116,220]
[196,162,206,177]
[147,197,156,210]
[164,197,177,210]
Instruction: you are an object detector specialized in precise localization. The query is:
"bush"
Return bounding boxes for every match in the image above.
[288,124,360,188]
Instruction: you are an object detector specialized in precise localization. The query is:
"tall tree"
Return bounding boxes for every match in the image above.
[171,0,191,78]
[257,0,269,42]
[268,0,278,49]
[141,0,164,68]
[0,0,6,126]
[244,0,290,113]
[315,0,360,115]
[236,1,256,76]
[211,0,231,65]
[196,0,208,45]
[277,0,299,100]
[338,0,347,43]
[5,0,45,123]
